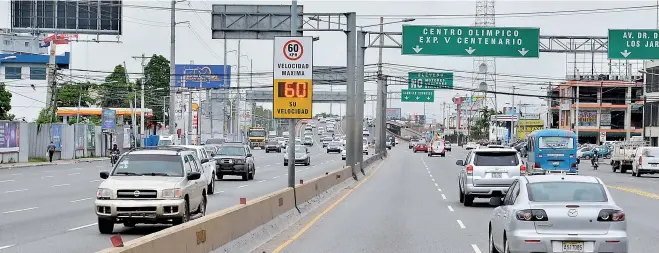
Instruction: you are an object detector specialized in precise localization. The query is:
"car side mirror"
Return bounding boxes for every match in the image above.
[246,153,253,157]
[201,158,209,164]
[455,160,464,166]
[100,171,109,179]
[210,154,215,157]
[187,171,201,180]
[489,197,503,206]
[631,154,636,157]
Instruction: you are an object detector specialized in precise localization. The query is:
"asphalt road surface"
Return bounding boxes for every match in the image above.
[257,145,659,253]
[0,121,374,253]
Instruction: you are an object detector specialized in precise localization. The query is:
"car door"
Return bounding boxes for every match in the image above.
[200,149,214,182]
[244,146,253,170]
[459,151,472,188]
[188,154,204,208]
[493,180,519,248]
[183,155,199,205]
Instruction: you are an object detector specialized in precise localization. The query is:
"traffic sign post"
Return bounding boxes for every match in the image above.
[273,36,314,119]
[401,89,435,102]
[408,72,454,89]
[608,29,659,60]
[401,25,540,58]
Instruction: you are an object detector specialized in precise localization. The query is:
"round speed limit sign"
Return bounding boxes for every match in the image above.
[283,40,304,61]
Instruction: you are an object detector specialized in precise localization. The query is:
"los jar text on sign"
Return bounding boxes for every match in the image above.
[416,27,524,46]
[621,31,659,48]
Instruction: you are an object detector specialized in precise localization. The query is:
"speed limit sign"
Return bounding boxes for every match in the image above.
[273,36,314,119]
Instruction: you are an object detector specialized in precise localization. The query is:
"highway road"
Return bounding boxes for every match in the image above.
[257,145,659,253]
[0,120,372,253]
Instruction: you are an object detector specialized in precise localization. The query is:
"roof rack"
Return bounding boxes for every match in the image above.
[130,146,190,154]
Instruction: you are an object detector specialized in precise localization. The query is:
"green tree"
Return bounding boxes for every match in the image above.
[0,84,13,120]
[97,65,131,108]
[56,82,95,107]
[252,105,273,130]
[469,107,500,140]
[142,55,170,129]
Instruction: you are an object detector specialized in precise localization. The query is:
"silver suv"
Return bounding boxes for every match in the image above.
[456,148,524,206]
[95,147,208,234]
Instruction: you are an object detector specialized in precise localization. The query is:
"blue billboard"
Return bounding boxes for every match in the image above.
[101,109,116,130]
[175,64,231,88]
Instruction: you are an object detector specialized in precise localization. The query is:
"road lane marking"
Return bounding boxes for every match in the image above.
[68,172,81,176]
[457,220,466,229]
[0,180,14,183]
[41,176,54,179]
[437,188,442,192]
[4,189,27,193]
[273,176,280,179]
[448,205,454,212]
[51,183,70,187]
[608,185,659,200]
[471,244,482,253]
[434,183,438,187]
[3,207,38,214]
[431,178,435,182]
[70,197,93,203]
[68,223,97,231]
[90,179,103,182]
[257,180,266,183]
[71,168,84,170]
[271,160,385,253]
[0,245,15,250]
[441,194,446,199]
[9,173,21,176]
[429,174,433,178]
[237,185,248,188]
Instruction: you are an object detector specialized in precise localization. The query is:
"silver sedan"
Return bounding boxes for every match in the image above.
[488,175,627,253]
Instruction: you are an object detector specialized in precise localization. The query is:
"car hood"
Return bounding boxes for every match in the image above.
[214,155,246,160]
[101,176,184,189]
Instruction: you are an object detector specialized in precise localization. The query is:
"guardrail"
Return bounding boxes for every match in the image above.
[97,152,385,253]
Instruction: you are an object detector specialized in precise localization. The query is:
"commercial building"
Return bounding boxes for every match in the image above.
[0,52,71,121]
[642,60,659,146]
[0,30,47,55]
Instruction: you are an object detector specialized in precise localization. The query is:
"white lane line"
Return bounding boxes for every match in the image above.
[273,176,280,179]
[434,183,438,187]
[51,183,70,187]
[2,207,38,214]
[471,244,482,253]
[67,172,81,176]
[0,245,15,250]
[257,180,266,183]
[67,223,97,231]
[441,194,447,200]
[71,168,84,170]
[96,165,106,168]
[457,220,466,229]
[9,173,21,176]
[41,175,54,179]
[431,178,435,182]
[218,190,224,193]
[89,179,103,182]
[237,185,248,188]
[70,197,93,203]
[4,189,27,193]
[448,205,454,212]
[437,188,443,192]
[0,179,14,183]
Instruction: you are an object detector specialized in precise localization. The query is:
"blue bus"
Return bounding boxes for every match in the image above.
[525,129,579,175]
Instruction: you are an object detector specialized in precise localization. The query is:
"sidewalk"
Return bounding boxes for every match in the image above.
[0,157,108,169]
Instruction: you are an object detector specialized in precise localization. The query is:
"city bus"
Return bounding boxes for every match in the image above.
[525,129,579,175]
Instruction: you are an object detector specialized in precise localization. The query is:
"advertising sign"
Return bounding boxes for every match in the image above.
[579,110,597,126]
[386,108,402,120]
[414,115,426,125]
[87,124,96,149]
[0,122,19,152]
[51,124,62,151]
[272,36,314,119]
[175,65,231,88]
[123,128,131,148]
[101,109,116,131]
[407,72,454,89]
[74,124,85,150]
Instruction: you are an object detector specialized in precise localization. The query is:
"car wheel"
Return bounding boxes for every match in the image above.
[198,194,207,216]
[458,186,465,203]
[504,237,510,253]
[489,229,500,253]
[173,200,190,225]
[265,150,269,153]
[208,174,215,194]
[463,191,474,206]
[98,218,115,234]
[428,153,432,157]
[242,171,249,181]
[584,155,590,160]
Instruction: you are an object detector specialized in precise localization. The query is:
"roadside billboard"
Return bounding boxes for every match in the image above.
[386,108,402,120]
[175,64,231,88]
[87,124,96,149]
[0,122,19,152]
[51,124,62,151]
[74,124,85,150]
[101,108,116,131]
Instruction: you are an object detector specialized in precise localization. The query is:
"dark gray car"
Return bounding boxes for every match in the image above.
[214,143,255,181]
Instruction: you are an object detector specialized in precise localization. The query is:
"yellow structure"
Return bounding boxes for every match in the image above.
[516,119,544,139]
[247,127,267,149]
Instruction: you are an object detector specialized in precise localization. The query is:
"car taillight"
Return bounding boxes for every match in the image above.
[520,165,526,174]
[534,162,541,168]
[571,163,577,168]
[598,209,625,222]
[516,209,548,221]
[639,156,642,165]
[466,165,473,175]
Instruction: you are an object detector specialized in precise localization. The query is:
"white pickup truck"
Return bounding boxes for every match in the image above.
[611,140,647,173]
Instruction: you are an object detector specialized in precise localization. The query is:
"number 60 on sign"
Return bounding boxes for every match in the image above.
[273,79,313,119]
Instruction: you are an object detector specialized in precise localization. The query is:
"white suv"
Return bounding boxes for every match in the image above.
[173,145,217,194]
[455,148,524,206]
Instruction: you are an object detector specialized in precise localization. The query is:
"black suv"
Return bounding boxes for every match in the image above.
[264,140,282,153]
[214,142,256,181]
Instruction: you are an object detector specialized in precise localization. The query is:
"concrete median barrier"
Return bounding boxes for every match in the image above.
[95,163,367,253]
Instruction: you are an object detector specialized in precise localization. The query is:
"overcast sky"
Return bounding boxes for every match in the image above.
[1,0,656,121]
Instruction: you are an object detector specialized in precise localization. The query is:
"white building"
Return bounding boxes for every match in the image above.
[0,30,47,55]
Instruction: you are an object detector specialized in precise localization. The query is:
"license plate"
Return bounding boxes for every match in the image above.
[562,242,584,252]
[491,172,502,178]
[652,164,657,167]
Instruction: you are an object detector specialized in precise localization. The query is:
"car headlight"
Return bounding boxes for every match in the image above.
[97,188,113,199]
[234,159,245,164]
[162,188,183,199]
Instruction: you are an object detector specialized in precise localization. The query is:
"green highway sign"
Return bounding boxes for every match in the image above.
[401,25,540,58]
[408,72,454,89]
[401,89,435,102]
[608,29,659,60]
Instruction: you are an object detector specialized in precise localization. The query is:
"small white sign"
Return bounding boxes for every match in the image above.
[273,36,313,79]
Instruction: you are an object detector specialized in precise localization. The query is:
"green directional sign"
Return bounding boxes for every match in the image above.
[608,29,659,60]
[401,89,435,102]
[408,72,454,89]
[401,25,540,58]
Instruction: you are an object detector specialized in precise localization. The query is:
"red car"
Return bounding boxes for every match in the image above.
[413,143,428,153]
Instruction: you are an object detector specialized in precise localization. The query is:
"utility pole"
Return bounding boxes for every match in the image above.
[356,31,366,174]
[132,54,152,143]
[207,89,212,139]
[546,82,552,129]
[287,0,298,188]
[345,12,357,178]
[236,40,241,138]
[375,16,385,155]
[575,85,580,143]
[46,33,58,122]
[168,0,177,140]
[597,82,603,145]
[188,91,193,145]
[511,86,516,143]
[223,35,229,138]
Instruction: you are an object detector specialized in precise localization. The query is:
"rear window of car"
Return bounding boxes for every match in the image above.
[473,152,519,166]
[267,141,278,145]
[527,182,608,202]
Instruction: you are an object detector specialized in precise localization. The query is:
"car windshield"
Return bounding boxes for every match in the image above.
[473,152,519,166]
[158,139,173,146]
[203,145,216,152]
[267,141,278,145]
[113,154,183,176]
[248,130,266,137]
[295,146,307,153]
[329,141,341,146]
[528,182,608,202]
[539,136,574,149]
[217,146,245,156]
